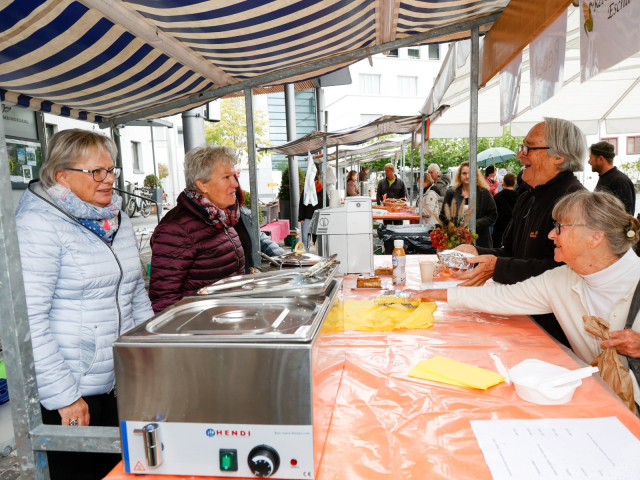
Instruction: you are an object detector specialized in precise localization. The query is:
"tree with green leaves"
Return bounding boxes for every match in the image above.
[278,166,306,201]
[157,163,169,185]
[204,98,270,162]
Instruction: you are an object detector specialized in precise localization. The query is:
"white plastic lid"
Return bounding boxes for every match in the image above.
[394,240,404,248]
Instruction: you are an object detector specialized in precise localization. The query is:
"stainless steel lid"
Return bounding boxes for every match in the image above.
[273,252,327,267]
[117,279,342,344]
[197,265,338,297]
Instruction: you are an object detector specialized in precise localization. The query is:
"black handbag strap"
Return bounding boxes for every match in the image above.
[624,280,640,330]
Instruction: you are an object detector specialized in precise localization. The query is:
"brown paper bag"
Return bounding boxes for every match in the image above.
[583,316,635,412]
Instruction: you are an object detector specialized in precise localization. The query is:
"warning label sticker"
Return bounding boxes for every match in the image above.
[134,461,146,472]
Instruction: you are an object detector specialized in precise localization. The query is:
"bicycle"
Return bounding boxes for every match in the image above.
[124,181,153,218]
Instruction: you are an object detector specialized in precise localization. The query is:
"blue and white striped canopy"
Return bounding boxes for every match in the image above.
[0,1,507,124]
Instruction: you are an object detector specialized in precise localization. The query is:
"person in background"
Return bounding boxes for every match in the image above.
[589,141,636,215]
[234,185,284,272]
[428,163,451,196]
[358,166,370,182]
[376,163,408,226]
[150,145,245,313]
[492,172,519,247]
[298,174,324,250]
[514,169,530,196]
[421,171,441,227]
[411,191,640,411]
[484,165,499,196]
[440,161,497,248]
[16,129,153,480]
[346,170,360,196]
[452,117,586,346]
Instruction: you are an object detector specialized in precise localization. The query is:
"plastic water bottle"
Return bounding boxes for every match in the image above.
[392,239,406,285]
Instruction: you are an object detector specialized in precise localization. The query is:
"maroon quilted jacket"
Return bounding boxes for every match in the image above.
[149,192,245,313]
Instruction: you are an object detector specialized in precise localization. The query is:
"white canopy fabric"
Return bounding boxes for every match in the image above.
[422,6,640,138]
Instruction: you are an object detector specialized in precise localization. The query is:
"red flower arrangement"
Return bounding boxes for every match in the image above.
[425,199,478,250]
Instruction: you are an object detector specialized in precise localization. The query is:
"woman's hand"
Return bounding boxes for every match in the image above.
[452,255,497,287]
[408,289,448,302]
[58,398,90,426]
[601,330,640,357]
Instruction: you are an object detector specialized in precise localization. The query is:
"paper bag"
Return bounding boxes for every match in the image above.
[583,316,635,412]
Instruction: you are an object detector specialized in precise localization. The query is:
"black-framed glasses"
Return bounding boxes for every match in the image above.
[553,221,588,235]
[518,144,550,155]
[65,166,122,182]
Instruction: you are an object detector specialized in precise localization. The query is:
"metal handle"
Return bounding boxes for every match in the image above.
[134,423,162,467]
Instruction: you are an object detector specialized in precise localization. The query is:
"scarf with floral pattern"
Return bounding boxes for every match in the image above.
[183,189,241,229]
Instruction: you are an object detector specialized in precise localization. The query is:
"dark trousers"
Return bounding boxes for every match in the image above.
[41,391,121,480]
[383,219,403,226]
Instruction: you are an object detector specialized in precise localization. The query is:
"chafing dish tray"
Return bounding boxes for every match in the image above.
[119,278,342,343]
[272,251,327,267]
[197,264,338,297]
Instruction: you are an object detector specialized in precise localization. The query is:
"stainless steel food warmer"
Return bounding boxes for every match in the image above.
[114,278,344,479]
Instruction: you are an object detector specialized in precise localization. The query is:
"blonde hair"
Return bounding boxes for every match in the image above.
[553,190,640,256]
[454,161,489,190]
[40,129,118,188]
[423,171,434,186]
[184,144,236,191]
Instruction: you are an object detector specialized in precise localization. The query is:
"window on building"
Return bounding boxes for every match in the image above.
[131,141,142,172]
[386,49,399,58]
[627,136,640,155]
[601,137,618,154]
[177,130,184,150]
[428,44,440,60]
[359,74,381,95]
[397,76,417,96]
[408,48,420,59]
[361,114,381,124]
[45,124,58,143]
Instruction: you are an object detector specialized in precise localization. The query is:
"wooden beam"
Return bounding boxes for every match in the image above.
[480,0,573,86]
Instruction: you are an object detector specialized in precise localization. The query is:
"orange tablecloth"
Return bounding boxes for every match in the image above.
[372,213,420,220]
[105,255,640,479]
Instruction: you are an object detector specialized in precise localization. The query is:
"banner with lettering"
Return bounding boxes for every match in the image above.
[530,10,567,109]
[581,0,640,82]
[500,51,522,126]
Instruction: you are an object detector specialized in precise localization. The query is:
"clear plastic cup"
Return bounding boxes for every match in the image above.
[419,260,435,284]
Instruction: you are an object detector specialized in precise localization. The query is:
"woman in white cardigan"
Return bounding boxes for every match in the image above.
[411,190,640,405]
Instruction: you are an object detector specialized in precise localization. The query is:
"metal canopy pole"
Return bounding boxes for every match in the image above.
[181,106,205,153]
[322,137,328,207]
[335,146,339,191]
[419,115,425,221]
[469,25,480,233]
[401,145,405,183]
[409,132,414,203]
[284,84,299,229]
[0,115,49,479]
[244,88,262,269]
[150,126,157,177]
[110,127,126,192]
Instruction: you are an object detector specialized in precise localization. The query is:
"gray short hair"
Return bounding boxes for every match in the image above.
[427,163,440,174]
[543,117,586,172]
[40,129,118,188]
[553,190,640,256]
[184,144,237,191]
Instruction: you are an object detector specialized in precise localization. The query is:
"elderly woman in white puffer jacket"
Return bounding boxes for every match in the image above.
[16,129,153,480]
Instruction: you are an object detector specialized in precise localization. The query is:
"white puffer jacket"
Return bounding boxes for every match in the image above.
[16,182,154,411]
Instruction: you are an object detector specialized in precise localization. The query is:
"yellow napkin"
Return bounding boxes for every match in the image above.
[343,300,435,332]
[408,356,504,390]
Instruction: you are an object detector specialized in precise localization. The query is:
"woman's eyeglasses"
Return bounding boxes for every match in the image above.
[552,221,588,235]
[65,166,122,182]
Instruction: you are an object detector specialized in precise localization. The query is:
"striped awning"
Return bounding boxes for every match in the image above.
[0,1,507,125]
[319,138,410,161]
[262,115,423,156]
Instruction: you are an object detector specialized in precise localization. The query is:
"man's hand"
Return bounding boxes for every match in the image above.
[299,220,304,224]
[452,255,497,287]
[408,289,448,302]
[454,244,478,256]
[601,330,640,357]
[58,398,90,426]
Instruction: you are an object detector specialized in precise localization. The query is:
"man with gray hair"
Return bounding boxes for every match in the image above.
[428,163,451,196]
[454,118,586,346]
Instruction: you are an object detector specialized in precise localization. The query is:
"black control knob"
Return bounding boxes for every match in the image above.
[247,445,280,478]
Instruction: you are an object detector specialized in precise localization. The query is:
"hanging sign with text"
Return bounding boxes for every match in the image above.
[581,0,640,82]
[500,51,522,126]
[530,10,567,109]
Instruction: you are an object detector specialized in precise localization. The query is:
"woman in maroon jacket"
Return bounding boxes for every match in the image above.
[149,145,245,313]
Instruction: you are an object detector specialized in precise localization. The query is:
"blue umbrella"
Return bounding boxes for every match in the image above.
[476,147,516,168]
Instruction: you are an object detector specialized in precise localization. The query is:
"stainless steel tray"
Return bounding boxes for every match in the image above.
[197,264,338,297]
[272,252,327,267]
[116,278,342,343]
